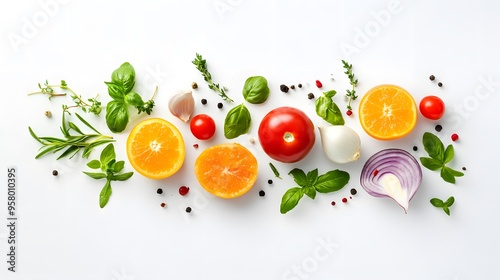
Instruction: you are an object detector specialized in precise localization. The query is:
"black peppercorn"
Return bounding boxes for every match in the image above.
[429,75,435,81]
[267,179,273,185]
[350,188,357,195]
[307,93,315,100]
[413,146,418,151]
[217,102,223,109]
[438,82,443,87]
[201,98,207,105]
[435,124,443,132]
[185,207,192,213]
[259,190,265,197]
[280,84,289,93]
[290,85,295,90]
[298,83,303,88]
[52,170,58,176]
[156,188,163,194]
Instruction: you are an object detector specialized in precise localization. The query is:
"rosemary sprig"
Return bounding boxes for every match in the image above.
[192,53,233,102]
[341,60,358,110]
[28,107,114,160]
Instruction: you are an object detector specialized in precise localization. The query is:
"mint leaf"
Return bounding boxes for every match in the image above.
[280,187,304,214]
[288,168,308,187]
[431,196,454,216]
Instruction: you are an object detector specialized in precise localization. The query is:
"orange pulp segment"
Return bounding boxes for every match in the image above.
[194,143,258,199]
[126,118,185,179]
[358,84,417,140]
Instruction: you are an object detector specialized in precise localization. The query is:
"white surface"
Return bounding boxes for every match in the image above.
[1,0,499,279]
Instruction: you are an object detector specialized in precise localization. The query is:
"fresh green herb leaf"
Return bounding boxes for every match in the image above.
[99,180,112,208]
[420,132,464,184]
[315,90,345,125]
[269,162,282,179]
[192,53,233,102]
[87,160,101,169]
[111,62,136,93]
[280,187,304,214]
[341,60,358,110]
[82,172,107,180]
[281,168,350,214]
[28,80,68,99]
[242,76,270,104]
[100,143,116,166]
[223,103,251,139]
[105,100,130,133]
[110,172,134,181]
[430,196,455,216]
[112,160,125,173]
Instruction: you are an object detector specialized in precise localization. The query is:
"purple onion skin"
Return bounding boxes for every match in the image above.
[360,149,422,212]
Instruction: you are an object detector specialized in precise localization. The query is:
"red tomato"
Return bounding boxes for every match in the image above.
[258,107,315,163]
[190,114,216,140]
[419,95,445,120]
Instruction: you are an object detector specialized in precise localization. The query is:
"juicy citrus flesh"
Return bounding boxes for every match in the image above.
[359,84,417,140]
[194,143,258,199]
[127,118,185,179]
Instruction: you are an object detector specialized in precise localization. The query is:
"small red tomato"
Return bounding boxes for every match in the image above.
[419,95,445,120]
[190,114,216,140]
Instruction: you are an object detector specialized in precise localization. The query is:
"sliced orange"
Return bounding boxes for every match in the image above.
[126,118,185,179]
[358,84,418,140]
[194,143,258,199]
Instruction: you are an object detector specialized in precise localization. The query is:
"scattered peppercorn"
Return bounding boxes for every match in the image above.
[193,144,199,149]
[217,102,223,109]
[331,201,336,206]
[435,124,443,132]
[373,169,379,177]
[298,83,303,88]
[342,198,348,203]
[315,80,323,88]
[462,167,467,171]
[429,75,435,81]
[52,170,58,176]
[249,138,256,144]
[201,98,207,105]
[268,179,273,185]
[45,110,52,117]
[191,82,198,89]
[451,133,459,141]
[160,202,166,208]
[290,85,295,90]
[185,207,192,213]
[350,188,357,195]
[438,82,443,87]
[307,93,315,100]
[280,84,289,93]
[413,146,418,151]
[259,190,265,197]
[179,186,190,196]
[346,110,353,116]
[156,188,163,194]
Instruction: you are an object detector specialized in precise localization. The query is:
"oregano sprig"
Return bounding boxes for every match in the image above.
[430,196,455,216]
[420,132,464,183]
[280,168,350,214]
[192,53,233,102]
[341,60,358,110]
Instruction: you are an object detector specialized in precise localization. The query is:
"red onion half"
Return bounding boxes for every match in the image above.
[360,149,422,213]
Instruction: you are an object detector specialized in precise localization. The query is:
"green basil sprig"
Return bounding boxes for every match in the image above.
[430,196,455,216]
[280,168,350,214]
[105,62,156,133]
[420,132,464,184]
[242,76,270,104]
[315,90,345,125]
[83,143,134,208]
[223,103,251,139]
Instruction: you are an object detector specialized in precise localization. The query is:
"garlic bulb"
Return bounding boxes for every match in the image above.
[169,90,194,122]
[318,125,361,163]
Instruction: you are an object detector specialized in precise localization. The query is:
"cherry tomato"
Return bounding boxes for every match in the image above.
[258,107,315,163]
[190,114,216,140]
[419,95,445,120]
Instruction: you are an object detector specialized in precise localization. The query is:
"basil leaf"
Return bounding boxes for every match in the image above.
[280,187,304,214]
[100,143,116,166]
[105,82,125,100]
[124,91,145,108]
[444,167,464,177]
[444,196,455,207]
[112,160,125,173]
[443,144,454,164]
[306,168,318,186]
[420,157,443,171]
[422,132,444,161]
[223,103,251,139]
[269,162,282,179]
[111,62,135,93]
[83,171,107,180]
[288,168,308,187]
[86,159,101,169]
[99,180,112,208]
[430,198,444,207]
[440,167,456,184]
[106,100,130,133]
[314,169,350,193]
[315,93,345,125]
[111,172,134,181]
[242,76,270,104]
[303,187,316,200]
[323,90,337,98]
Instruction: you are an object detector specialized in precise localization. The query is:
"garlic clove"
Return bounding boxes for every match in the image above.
[318,125,361,164]
[169,90,194,122]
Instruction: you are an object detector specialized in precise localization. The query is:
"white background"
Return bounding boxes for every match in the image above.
[1,0,499,279]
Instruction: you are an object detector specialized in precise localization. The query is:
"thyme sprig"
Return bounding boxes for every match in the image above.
[28,80,68,99]
[341,60,358,110]
[192,53,233,102]
[28,106,114,160]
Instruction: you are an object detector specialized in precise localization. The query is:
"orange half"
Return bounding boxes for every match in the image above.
[359,84,417,140]
[194,143,258,199]
[126,118,185,179]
